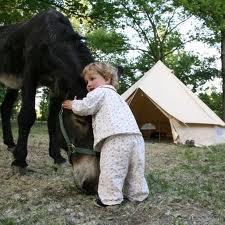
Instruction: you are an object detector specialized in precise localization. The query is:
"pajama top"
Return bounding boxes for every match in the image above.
[71,84,141,150]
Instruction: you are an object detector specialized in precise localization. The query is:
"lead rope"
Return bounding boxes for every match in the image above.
[58,107,99,158]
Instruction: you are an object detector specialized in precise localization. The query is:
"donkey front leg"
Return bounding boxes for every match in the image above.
[48,96,66,164]
[0,89,18,151]
[12,82,37,168]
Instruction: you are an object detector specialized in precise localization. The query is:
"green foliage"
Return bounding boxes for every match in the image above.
[88,0,191,62]
[173,0,225,34]
[38,88,49,121]
[84,0,219,96]
[0,0,88,25]
[118,63,140,94]
[61,0,88,18]
[86,28,129,54]
[167,54,220,91]
[199,91,223,118]
[1,0,223,118]
[173,0,225,120]
[0,0,55,24]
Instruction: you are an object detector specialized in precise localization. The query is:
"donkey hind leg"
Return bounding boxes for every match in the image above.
[12,75,37,168]
[0,89,19,151]
[48,96,66,164]
[12,102,36,168]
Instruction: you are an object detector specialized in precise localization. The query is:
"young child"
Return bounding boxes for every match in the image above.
[63,62,149,207]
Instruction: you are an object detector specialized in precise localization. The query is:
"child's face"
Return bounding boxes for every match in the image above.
[84,71,110,92]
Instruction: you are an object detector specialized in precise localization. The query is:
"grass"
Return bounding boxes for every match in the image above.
[0,122,225,224]
[0,217,18,225]
[147,144,225,221]
[8,120,48,134]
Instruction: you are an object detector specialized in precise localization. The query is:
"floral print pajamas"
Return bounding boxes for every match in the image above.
[98,134,149,205]
[72,84,149,205]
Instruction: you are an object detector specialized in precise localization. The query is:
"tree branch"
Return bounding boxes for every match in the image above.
[163,36,197,57]
[120,2,155,57]
[36,0,89,19]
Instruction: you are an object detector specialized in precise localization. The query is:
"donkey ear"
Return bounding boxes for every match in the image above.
[117,66,123,79]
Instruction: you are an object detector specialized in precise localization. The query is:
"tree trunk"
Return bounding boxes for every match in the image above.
[222,30,225,121]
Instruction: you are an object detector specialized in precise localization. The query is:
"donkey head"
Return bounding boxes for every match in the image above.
[58,110,99,194]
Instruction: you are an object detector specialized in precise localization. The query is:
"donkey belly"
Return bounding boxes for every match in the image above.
[0,73,23,89]
[71,155,100,194]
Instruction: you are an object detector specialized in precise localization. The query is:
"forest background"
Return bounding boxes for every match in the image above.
[0,0,224,121]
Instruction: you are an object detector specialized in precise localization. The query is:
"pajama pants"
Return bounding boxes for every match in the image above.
[98,134,149,205]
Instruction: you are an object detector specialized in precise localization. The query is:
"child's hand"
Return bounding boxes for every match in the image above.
[62,100,73,110]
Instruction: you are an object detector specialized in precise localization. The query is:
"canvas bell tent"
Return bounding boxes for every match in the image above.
[122,61,225,146]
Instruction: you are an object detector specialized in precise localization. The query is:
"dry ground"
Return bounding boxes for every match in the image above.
[0,125,224,225]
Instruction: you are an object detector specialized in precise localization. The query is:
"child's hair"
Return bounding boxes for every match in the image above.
[82,62,119,88]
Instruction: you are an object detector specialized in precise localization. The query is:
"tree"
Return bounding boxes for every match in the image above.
[1,0,222,117]
[83,0,219,94]
[199,90,223,118]
[0,0,57,24]
[173,0,225,120]
[38,88,49,121]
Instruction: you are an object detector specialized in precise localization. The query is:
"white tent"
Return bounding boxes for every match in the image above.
[122,60,225,146]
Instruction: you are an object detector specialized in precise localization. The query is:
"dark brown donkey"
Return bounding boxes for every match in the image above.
[0,9,99,193]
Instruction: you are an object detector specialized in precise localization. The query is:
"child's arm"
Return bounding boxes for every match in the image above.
[63,88,105,116]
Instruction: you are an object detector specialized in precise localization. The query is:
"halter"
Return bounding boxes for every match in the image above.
[58,108,99,160]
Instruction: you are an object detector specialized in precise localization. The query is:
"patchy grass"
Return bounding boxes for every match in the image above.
[0,122,225,225]
[148,144,225,213]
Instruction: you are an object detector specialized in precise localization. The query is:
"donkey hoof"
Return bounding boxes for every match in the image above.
[11,160,28,168]
[11,165,27,175]
[54,157,66,165]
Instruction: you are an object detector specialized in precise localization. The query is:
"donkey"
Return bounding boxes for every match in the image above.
[58,110,100,194]
[0,9,96,172]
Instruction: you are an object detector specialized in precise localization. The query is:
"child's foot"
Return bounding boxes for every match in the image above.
[94,198,108,207]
